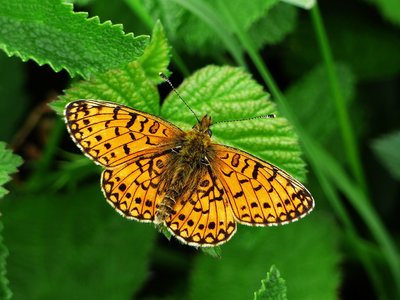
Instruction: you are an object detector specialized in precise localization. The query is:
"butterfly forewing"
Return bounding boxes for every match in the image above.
[212,145,314,226]
[64,100,182,168]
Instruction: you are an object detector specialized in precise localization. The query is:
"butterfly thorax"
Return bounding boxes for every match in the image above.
[155,115,215,224]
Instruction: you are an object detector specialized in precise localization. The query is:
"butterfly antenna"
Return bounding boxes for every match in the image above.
[159,72,200,123]
[213,114,276,125]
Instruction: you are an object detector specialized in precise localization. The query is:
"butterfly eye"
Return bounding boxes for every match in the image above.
[172,146,182,153]
[207,129,212,137]
[200,156,210,165]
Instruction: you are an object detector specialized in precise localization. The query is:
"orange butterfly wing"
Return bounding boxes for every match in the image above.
[166,167,236,246]
[212,144,314,226]
[64,100,182,168]
[102,151,171,222]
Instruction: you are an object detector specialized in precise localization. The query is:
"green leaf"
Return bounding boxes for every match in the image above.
[51,21,170,115]
[285,63,356,155]
[0,221,12,300]
[0,142,22,300]
[0,142,23,199]
[219,0,279,30]
[366,0,400,26]
[138,20,171,83]
[54,61,159,114]
[2,185,157,299]
[91,0,149,39]
[0,0,149,78]
[254,265,287,300]
[280,0,315,9]
[249,3,298,48]
[371,131,400,180]
[190,214,340,300]
[146,0,279,56]
[162,65,307,180]
[201,246,222,259]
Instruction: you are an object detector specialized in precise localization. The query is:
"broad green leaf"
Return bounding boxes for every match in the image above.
[2,185,156,299]
[0,0,149,78]
[366,0,400,26]
[0,53,26,142]
[190,214,340,300]
[52,21,170,114]
[162,65,307,180]
[249,3,298,48]
[91,0,149,37]
[0,142,23,199]
[280,0,315,9]
[371,131,400,180]
[254,265,287,300]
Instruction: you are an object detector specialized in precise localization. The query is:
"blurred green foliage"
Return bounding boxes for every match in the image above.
[0,0,399,299]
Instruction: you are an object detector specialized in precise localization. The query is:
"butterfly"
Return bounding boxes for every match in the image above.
[64,99,314,247]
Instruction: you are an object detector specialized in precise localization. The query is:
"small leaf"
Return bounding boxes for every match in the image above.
[371,131,400,180]
[254,265,287,300]
[201,246,222,259]
[162,65,307,180]
[280,0,315,10]
[0,0,149,78]
[0,142,23,199]
[138,20,171,83]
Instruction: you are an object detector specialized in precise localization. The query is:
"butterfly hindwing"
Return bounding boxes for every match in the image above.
[212,144,314,226]
[166,167,237,246]
[101,150,173,222]
[64,100,183,168]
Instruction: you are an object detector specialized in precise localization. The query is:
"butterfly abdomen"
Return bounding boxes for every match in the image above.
[155,128,214,224]
[155,166,187,224]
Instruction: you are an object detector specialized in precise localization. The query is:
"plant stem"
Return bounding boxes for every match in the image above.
[216,1,399,297]
[170,0,246,68]
[124,0,154,29]
[310,5,367,194]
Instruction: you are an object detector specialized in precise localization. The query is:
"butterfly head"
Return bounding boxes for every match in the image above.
[193,115,213,137]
